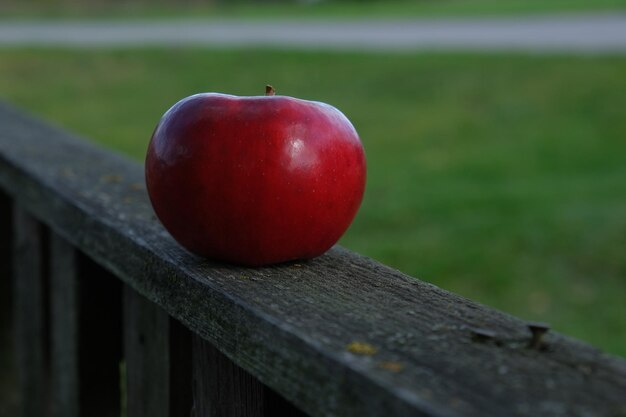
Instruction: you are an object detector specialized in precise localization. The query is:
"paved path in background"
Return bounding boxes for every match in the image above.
[1,14,626,52]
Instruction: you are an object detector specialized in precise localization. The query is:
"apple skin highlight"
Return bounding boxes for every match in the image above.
[146,90,366,266]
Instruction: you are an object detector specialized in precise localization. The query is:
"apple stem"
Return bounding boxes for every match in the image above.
[265,85,276,96]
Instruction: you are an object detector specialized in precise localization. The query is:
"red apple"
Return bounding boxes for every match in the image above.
[145,86,366,266]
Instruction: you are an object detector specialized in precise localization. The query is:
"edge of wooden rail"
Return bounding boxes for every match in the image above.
[1,102,625,417]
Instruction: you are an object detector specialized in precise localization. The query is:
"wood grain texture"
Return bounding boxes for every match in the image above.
[12,205,48,417]
[50,233,79,417]
[192,334,266,417]
[192,320,303,417]
[193,332,305,417]
[1,102,626,417]
[124,285,170,417]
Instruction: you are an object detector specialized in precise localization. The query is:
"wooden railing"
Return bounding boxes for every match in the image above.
[1,101,625,417]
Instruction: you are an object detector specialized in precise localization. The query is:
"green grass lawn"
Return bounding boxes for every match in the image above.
[0,48,625,357]
[2,0,626,19]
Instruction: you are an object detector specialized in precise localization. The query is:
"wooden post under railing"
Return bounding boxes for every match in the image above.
[123,286,305,417]
[12,206,47,417]
[124,285,172,417]
[8,208,304,417]
[192,335,267,417]
[10,210,124,417]
[50,233,79,417]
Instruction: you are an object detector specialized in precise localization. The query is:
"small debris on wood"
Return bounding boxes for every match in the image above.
[378,361,404,372]
[101,174,123,183]
[527,322,550,350]
[346,341,377,356]
[470,327,497,343]
[60,167,75,177]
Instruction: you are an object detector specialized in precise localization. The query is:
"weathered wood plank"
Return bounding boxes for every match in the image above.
[50,233,79,417]
[12,205,48,417]
[124,287,193,417]
[192,336,307,417]
[1,102,625,417]
[124,285,170,417]
[76,254,123,417]
[192,335,265,417]
[49,234,124,417]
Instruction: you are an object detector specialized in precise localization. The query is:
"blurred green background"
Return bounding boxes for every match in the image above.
[2,0,626,18]
[1,0,625,388]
